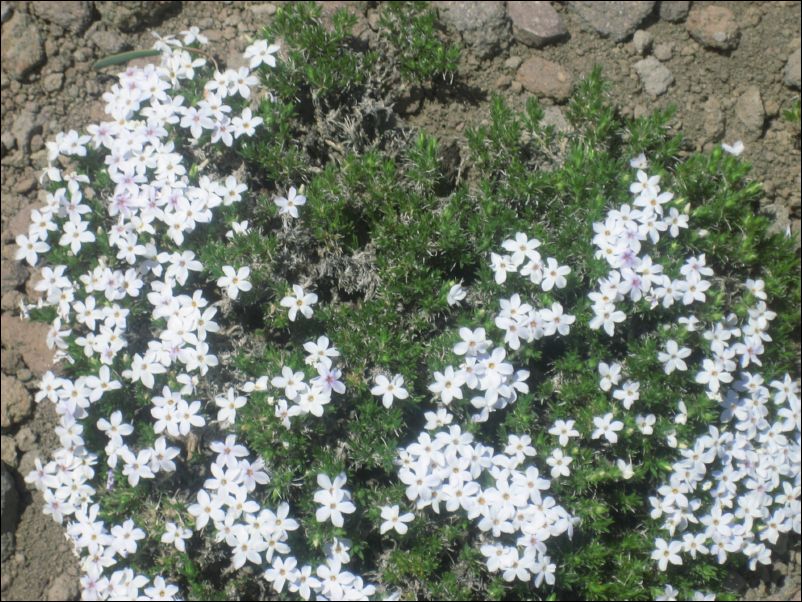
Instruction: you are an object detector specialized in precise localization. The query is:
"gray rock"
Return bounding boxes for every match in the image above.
[1,462,19,534]
[784,48,801,90]
[659,1,690,23]
[434,1,509,59]
[504,56,523,70]
[0,374,33,429]
[632,29,653,55]
[654,41,674,61]
[703,96,725,142]
[0,259,27,295]
[568,1,655,42]
[0,531,13,563]
[30,1,95,35]
[0,435,16,468]
[86,22,131,54]
[11,108,42,153]
[516,56,573,102]
[95,1,179,33]
[735,86,765,139]
[508,1,567,48]
[686,5,740,51]
[1,12,46,81]
[541,106,572,133]
[43,72,63,92]
[634,56,673,97]
[1,1,12,24]
[47,574,80,602]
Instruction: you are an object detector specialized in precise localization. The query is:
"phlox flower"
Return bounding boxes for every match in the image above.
[371,374,409,408]
[15,233,50,266]
[546,448,572,478]
[652,538,683,571]
[446,282,467,306]
[314,487,356,528]
[231,107,263,138]
[274,186,306,218]
[541,257,571,291]
[215,387,247,426]
[160,521,192,552]
[428,366,465,405]
[591,413,624,444]
[549,418,580,446]
[379,504,414,534]
[244,39,280,69]
[217,265,252,300]
[722,140,744,156]
[280,285,318,321]
[658,340,692,374]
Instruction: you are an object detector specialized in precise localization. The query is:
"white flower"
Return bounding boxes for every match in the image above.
[217,266,252,300]
[160,522,192,552]
[379,504,414,535]
[652,538,683,571]
[721,140,744,156]
[658,340,692,374]
[280,285,318,321]
[274,186,307,218]
[370,374,409,408]
[244,39,280,69]
[591,413,624,444]
[447,282,467,306]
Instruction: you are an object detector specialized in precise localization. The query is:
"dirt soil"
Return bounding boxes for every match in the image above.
[0,1,799,600]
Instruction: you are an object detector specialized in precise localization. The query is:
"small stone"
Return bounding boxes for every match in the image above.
[8,206,34,241]
[507,1,567,48]
[632,29,653,55]
[0,259,27,295]
[0,375,33,428]
[634,56,674,97]
[495,74,512,89]
[14,427,37,453]
[659,1,690,23]
[1,290,24,312]
[504,55,523,70]
[0,462,19,534]
[86,22,131,54]
[510,80,523,94]
[42,72,64,92]
[516,56,573,102]
[1,12,46,81]
[30,1,94,35]
[568,1,655,42]
[0,314,54,376]
[735,86,766,139]
[434,1,509,59]
[541,106,572,133]
[703,96,725,142]
[95,1,179,33]
[1,131,16,154]
[1,2,12,24]
[686,5,740,51]
[654,41,674,61]
[13,176,36,194]
[0,532,14,564]
[0,436,17,469]
[11,110,41,155]
[250,4,277,17]
[47,574,80,602]
[784,48,801,90]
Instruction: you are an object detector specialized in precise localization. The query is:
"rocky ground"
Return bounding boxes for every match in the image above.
[1,1,799,600]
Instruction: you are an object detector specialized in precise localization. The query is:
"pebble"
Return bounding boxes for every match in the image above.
[654,42,674,62]
[0,375,32,429]
[735,86,766,139]
[46,573,80,602]
[516,56,573,102]
[13,176,36,194]
[87,22,131,54]
[14,427,37,453]
[42,73,63,93]
[12,109,42,155]
[434,1,509,59]
[784,48,801,90]
[632,30,653,55]
[702,96,726,142]
[250,4,277,17]
[686,5,740,51]
[568,1,655,42]
[30,1,95,35]
[504,56,523,70]
[659,0,690,23]
[507,1,567,48]
[1,12,46,81]
[0,436,16,469]
[95,1,179,33]
[634,56,674,97]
